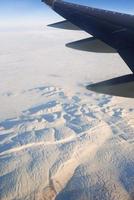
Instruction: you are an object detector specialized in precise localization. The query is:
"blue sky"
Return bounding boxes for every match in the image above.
[0,0,134,26]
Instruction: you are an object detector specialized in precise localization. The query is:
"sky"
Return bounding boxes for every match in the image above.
[0,0,134,27]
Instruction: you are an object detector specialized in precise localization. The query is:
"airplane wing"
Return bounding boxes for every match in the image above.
[42,0,134,73]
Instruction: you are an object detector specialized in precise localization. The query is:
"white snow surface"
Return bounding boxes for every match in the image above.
[0,26,134,200]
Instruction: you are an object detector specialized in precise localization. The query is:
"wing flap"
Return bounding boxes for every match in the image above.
[66,37,116,53]
[87,74,134,98]
[48,20,80,30]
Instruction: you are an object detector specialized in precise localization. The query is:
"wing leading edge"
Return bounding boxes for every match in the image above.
[42,0,134,73]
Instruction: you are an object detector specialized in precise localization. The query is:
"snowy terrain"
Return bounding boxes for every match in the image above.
[0,26,134,200]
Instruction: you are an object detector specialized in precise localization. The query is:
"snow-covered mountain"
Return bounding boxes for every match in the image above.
[0,26,134,200]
